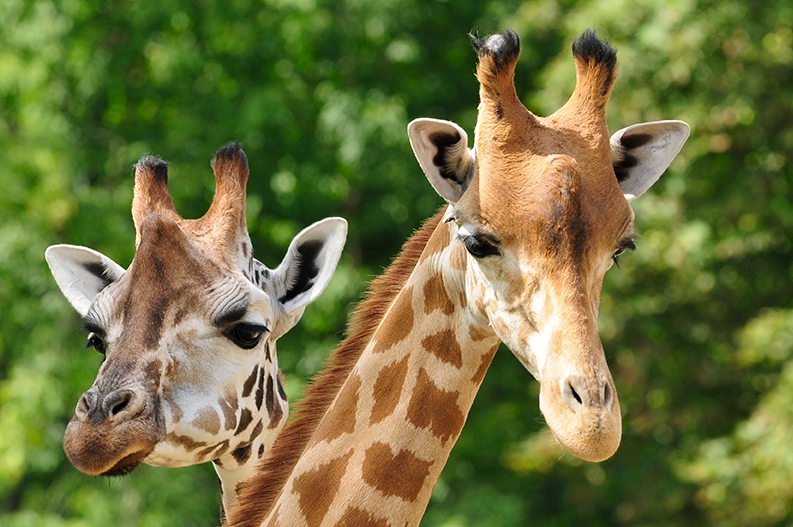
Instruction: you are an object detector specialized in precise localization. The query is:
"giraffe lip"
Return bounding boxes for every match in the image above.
[101,448,153,476]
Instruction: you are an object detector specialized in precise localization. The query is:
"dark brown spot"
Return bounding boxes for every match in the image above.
[220,393,238,431]
[421,329,463,368]
[293,450,354,527]
[265,374,284,428]
[267,401,284,430]
[313,373,361,444]
[235,408,253,435]
[370,355,409,425]
[423,274,455,315]
[192,406,220,435]
[335,507,390,527]
[361,442,432,502]
[231,442,252,464]
[166,432,208,452]
[406,368,465,444]
[258,444,265,457]
[242,366,258,398]
[255,366,264,410]
[372,287,414,353]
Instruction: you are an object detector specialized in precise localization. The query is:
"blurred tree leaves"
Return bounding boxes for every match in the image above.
[2,0,793,526]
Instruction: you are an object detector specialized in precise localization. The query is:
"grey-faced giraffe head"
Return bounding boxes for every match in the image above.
[45,144,346,488]
[409,30,689,461]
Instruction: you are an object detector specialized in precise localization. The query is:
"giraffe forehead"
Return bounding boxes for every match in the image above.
[471,110,629,235]
[464,151,633,259]
[90,218,263,353]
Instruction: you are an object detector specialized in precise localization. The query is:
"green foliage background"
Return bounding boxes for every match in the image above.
[2,0,792,525]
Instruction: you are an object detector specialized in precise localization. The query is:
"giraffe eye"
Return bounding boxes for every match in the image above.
[226,323,268,350]
[460,234,501,259]
[85,332,107,356]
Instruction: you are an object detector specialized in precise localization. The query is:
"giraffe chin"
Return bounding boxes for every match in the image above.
[100,447,155,476]
[547,416,622,462]
[64,436,158,477]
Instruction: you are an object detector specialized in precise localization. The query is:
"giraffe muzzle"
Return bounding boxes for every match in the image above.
[539,358,622,462]
[64,386,164,476]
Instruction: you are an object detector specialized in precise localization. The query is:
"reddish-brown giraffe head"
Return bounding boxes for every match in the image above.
[410,29,688,461]
[45,144,347,514]
[227,30,689,527]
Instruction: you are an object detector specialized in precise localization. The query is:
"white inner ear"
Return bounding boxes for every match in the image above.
[611,120,690,200]
[271,217,347,315]
[408,118,476,204]
[45,244,126,316]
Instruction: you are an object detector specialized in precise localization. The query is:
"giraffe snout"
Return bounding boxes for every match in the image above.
[76,388,143,425]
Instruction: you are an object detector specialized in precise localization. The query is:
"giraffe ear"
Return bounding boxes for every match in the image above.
[45,245,127,316]
[271,217,348,314]
[409,118,476,204]
[611,120,690,200]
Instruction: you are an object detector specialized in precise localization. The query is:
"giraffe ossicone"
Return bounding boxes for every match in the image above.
[229,29,688,527]
[46,143,347,516]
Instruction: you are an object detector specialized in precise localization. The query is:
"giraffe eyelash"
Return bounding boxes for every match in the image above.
[459,234,501,258]
[225,322,269,350]
[612,239,636,267]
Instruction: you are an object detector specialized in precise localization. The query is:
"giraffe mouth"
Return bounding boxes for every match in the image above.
[101,447,155,476]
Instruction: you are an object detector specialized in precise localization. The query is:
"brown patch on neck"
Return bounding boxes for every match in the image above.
[423,274,455,315]
[227,209,445,527]
[406,368,465,445]
[335,507,390,527]
[421,329,463,368]
[293,450,354,527]
[370,356,409,425]
[361,442,433,502]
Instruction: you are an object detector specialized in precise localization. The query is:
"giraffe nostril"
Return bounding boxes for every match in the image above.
[561,375,590,411]
[603,382,612,407]
[76,391,96,418]
[111,397,130,416]
[103,390,137,420]
[569,382,583,405]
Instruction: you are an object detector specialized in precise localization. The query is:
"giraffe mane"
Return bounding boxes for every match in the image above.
[227,208,445,527]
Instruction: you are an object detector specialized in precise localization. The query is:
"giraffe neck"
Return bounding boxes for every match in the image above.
[231,211,500,527]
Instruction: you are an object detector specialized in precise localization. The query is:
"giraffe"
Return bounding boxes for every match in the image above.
[45,143,347,517]
[227,30,689,527]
